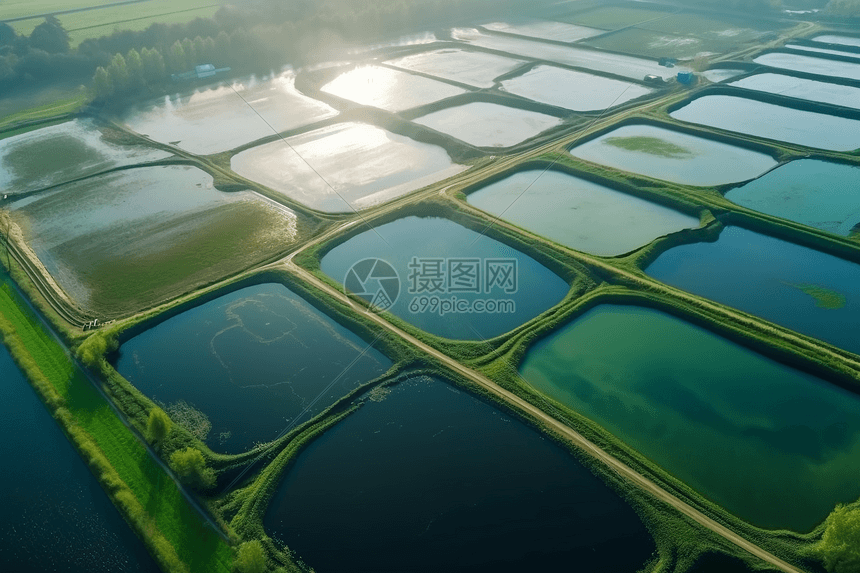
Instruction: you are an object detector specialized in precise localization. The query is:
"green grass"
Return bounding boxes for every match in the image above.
[10,0,224,46]
[604,136,694,158]
[787,283,848,310]
[0,0,120,20]
[0,276,233,573]
[0,90,89,134]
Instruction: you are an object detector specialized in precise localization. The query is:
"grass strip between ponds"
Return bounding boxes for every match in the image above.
[0,276,232,573]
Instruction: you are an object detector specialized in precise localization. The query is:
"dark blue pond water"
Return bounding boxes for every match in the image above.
[0,343,159,572]
[320,216,569,340]
[116,283,391,454]
[264,376,655,572]
[646,226,860,355]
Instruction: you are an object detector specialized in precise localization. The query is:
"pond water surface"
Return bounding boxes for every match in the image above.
[725,160,860,237]
[786,43,860,60]
[520,304,860,532]
[670,95,860,151]
[483,20,604,42]
[386,48,526,88]
[413,102,562,148]
[265,375,655,572]
[320,216,569,340]
[570,124,777,186]
[754,51,860,81]
[122,71,338,154]
[813,35,860,48]
[467,170,698,255]
[116,283,392,454]
[231,122,465,212]
[0,337,159,572]
[500,65,652,111]
[730,73,860,110]
[646,226,860,355]
[321,65,465,111]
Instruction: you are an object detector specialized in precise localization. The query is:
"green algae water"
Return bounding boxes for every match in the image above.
[520,305,860,532]
[0,340,159,571]
[265,376,655,572]
[724,160,860,237]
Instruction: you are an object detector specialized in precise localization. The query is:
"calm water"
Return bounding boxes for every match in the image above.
[754,51,860,82]
[670,94,860,151]
[321,65,465,112]
[0,119,169,195]
[386,48,526,89]
[730,73,860,110]
[786,43,860,60]
[116,283,391,454]
[483,20,604,42]
[123,71,338,155]
[725,160,860,237]
[452,27,687,80]
[413,102,562,148]
[320,216,569,340]
[231,122,465,212]
[265,376,655,572]
[702,69,746,82]
[570,124,777,186]
[0,341,159,572]
[500,65,652,111]
[468,170,698,255]
[520,305,860,532]
[646,226,860,355]
[814,35,860,48]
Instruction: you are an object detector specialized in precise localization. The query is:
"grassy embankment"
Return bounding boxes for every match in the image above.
[0,89,89,137]
[0,274,233,573]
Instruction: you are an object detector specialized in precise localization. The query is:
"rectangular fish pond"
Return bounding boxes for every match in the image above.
[670,94,860,151]
[482,20,605,43]
[9,165,297,317]
[754,51,860,82]
[646,226,860,356]
[320,216,569,340]
[264,375,655,573]
[730,73,860,110]
[466,169,699,256]
[121,71,338,155]
[569,123,777,186]
[0,119,170,196]
[520,304,860,532]
[724,159,860,237]
[386,48,527,89]
[115,283,392,454]
[230,122,466,212]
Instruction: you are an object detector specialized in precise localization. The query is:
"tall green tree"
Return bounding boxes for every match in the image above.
[92,65,113,99]
[816,504,860,573]
[107,52,129,92]
[29,16,69,53]
[234,540,266,573]
[169,40,186,72]
[141,47,166,83]
[125,48,144,88]
[181,37,195,66]
[169,447,216,490]
[146,407,172,446]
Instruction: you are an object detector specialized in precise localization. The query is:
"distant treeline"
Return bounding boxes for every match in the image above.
[1,0,538,98]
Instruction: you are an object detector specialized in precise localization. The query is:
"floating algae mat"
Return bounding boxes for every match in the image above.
[670,94,860,151]
[0,119,169,196]
[499,65,652,111]
[320,216,569,340]
[320,65,465,112]
[412,102,562,148]
[122,71,338,154]
[0,331,159,572]
[467,170,698,255]
[9,166,297,316]
[520,305,860,532]
[386,48,526,88]
[265,376,655,573]
[725,160,860,237]
[647,226,860,355]
[115,283,392,454]
[730,73,860,110]
[231,122,466,212]
[570,124,777,186]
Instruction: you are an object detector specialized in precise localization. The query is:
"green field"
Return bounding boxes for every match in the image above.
[0,0,121,20]
[0,276,232,573]
[10,0,224,46]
